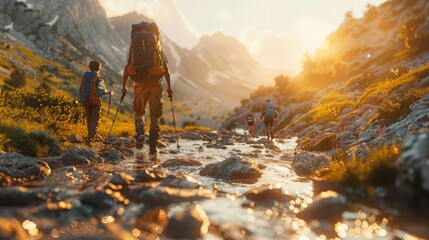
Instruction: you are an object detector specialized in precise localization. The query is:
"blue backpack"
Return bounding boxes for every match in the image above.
[265,102,276,118]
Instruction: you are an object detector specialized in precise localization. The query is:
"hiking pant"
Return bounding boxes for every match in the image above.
[85,103,101,143]
[133,85,163,149]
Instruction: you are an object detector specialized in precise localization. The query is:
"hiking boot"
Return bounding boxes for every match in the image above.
[270,132,274,140]
[136,134,145,150]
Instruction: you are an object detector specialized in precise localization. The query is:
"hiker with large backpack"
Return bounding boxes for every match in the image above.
[260,99,278,140]
[79,60,113,147]
[121,21,173,156]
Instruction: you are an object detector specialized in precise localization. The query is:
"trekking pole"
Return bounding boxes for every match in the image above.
[107,93,112,118]
[103,93,126,152]
[105,93,112,141]
[169,96,181,149]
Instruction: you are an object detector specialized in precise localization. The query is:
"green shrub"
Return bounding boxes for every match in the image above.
[354,64,429,109]
[315,145,399,188]
[376,87,429,124]
[0,133,10,152]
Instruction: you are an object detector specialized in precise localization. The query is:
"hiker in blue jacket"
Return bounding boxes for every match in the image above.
[79,61,113,147]
[260,99,278,140]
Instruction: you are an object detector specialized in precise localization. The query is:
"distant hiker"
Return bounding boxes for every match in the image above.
[121,21,173,156]
[260,99,278,140]
[79,60,113,147]
[247,112,255,137]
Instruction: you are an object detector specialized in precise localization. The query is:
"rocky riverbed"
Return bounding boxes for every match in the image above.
[0,131,428,239]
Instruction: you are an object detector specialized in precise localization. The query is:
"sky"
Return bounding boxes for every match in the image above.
[100,0,386,73]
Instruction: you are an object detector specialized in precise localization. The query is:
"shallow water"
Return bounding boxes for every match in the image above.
[1,136,428,239]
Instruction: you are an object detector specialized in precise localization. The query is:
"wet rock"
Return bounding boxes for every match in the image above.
[162,157,203,168]
[159,174,201,189]
[209,223,250,240]
[106,150,126,161]
[117,146,134,157]
[199,155,263,183]
[112,137,133,147]
[250,144,264,149]
[132,187,215,205]
[80,191,115,209]
[67,134,84,143]
[243,184,295,203]
[60,147,102,165]
[292,152,329,177]
[0,153,51,186]
[182,132,204,140]
[397,130,429,193]
[134,168,166,182]
[0,217,29,240]
[107,135,119,142]
[134,208,168,238]
[258,164,267,170]
[164,205,210,239]
[106,172,134,192]
[297,191,347,223]
[265,142,282,152]
[0,186,44,205]
[103,222,138,240]
[310,133,337,151]
[198,146,204,152]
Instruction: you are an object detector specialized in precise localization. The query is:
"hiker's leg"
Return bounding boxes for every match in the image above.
[85,105,91,136]
[133,86,148,137]
[88,104,101,143]
[148,87,163,153]
[264,119,270,139]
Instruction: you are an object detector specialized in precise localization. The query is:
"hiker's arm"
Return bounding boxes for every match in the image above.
[164,63,173,98]
[122,65,129,95]
[260,108,265,120]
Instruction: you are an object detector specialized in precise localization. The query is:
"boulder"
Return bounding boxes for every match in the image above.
[337,131,358,148]
[133,168,166,182]
[0,153,51,186]
[292,152,330,177]
[199,155,263,183]
[80,191,115,209]
[106,150,126,161]
[243,184,295,203]
[164,205,210,239]
[297,191,347,223]
[311,133,337,151]
[159,174,201,189]
[112,137,133,147]
[162,157,203,168]
[60,147,102,165]
[132,187,215,205]
[0,186,44,205]
[106,172,134,192]
[397,131,429,193]
[0,217,29,240]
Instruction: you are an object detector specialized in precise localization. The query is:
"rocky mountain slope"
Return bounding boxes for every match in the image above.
[1,0,283,128]
[222,0,429,151]
[109,12,282,127]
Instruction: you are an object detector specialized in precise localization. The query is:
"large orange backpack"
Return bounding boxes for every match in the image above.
[80,73,100,106]
[127,21,164,84]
